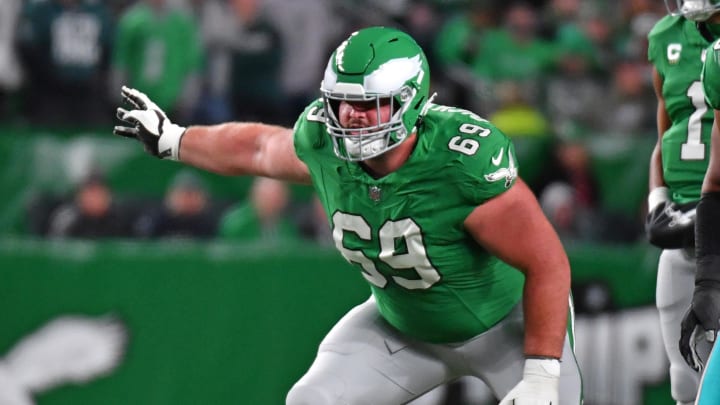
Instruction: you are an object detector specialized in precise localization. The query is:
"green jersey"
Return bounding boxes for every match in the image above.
[703,39,720,108]
[294,100,524,344]
[113,4,202,111]
[648,15,714,204]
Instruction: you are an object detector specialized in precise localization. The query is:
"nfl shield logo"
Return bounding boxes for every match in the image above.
[368,186,382,202]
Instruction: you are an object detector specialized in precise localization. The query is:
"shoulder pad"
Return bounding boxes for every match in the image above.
[293,99,329,162]
[648,15,685,40]
[293,99,326,144]
[422,105,518,203]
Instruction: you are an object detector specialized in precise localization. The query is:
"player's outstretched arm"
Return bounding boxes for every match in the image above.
[113,86,311,184]
[464,179,569,405]
[680,111,720,371]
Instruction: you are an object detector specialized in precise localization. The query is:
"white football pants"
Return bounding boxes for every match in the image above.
[286,296,582,404]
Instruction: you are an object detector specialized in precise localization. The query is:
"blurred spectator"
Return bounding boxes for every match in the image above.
[399,1,444,65]
[332,0,408,31]
[0,0,23,121]
[193,0,243,124]
[599,57,655,136]
[266,0,336,122]
[218,177,298,242]
[17,0,114,127]
[539,181,595,241]
[47,172,132,239]
[194,0,285,124]
[531,125,643,242]
[434,3,498,68]
[543,0,581,27]
[26,192,65,237]
[134,170,220,239]
[544,23,606,134]
[616,0,665,61]
[111,0,203,125]
[576,2,618,71]
[532,130,601,241]
[489,81,550,138]
[475,2,557,112]
[294,195,332,246]
[433,2,500,112]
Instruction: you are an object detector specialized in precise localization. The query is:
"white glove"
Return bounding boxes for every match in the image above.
[498,358,560,405]
[114,86,186,160]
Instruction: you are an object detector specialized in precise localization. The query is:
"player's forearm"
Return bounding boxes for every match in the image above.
[179,122,310,183]
[650,69,669,191]
[522,252,571,359]
[648,143,665,190]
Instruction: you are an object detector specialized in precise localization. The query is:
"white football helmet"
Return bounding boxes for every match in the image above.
[666,0,720,21]
[320,27,432,161]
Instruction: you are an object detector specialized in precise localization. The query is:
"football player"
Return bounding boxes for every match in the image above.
[647,1,720,403]
[680,4,720,403]
[113,27,582,404]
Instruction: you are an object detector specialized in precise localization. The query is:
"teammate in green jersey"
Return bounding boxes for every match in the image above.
[112,26,582,404]
[646,2,720,403]
[679,3,720,403]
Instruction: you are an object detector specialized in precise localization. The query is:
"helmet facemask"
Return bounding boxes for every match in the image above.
[319,27,431,162]
[666,0,720,21]
[323,86,417,161]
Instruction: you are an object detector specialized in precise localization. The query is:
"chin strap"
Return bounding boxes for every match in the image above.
[419,92,437,117]
[412,92,437,134]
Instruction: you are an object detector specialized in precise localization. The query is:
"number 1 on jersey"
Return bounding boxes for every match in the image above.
[683,81,707,160]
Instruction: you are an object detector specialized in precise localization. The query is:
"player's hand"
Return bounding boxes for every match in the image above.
[113,86,186,160]
[498,358,559,405]
[679,284,720,372]
[645,187,696,249]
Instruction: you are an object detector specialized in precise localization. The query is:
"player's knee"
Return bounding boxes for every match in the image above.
[286,381,336,405]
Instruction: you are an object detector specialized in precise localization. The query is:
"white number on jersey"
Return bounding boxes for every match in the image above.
[332,212,441,290]
[448,123,491,156]
[682,81,707,160]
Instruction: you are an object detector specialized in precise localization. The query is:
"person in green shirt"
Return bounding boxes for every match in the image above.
[112,26,582,404]
[111,0,202,123]
[218,177,299,243]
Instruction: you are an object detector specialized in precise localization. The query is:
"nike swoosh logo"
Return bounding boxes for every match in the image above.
[491,147,504,166]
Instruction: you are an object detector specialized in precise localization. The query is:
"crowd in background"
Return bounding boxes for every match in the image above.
[0,0,667,244]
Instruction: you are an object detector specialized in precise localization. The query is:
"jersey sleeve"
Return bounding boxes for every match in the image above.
[292,99,329,166]
[647,20,664,66]
[456,128,519,205]
[647,15,680,76]
[647,37,660,69]
[703,40,720,110]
